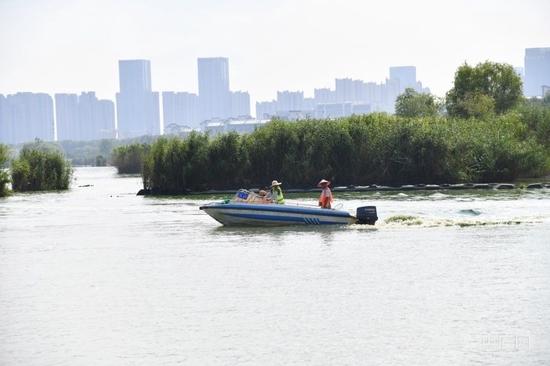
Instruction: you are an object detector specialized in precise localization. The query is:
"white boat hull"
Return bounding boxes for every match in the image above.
[200,202,357,226]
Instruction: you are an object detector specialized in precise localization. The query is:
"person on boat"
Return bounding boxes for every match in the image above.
[268,180,285,204]
[318,179,333,209]
[257,186,271,203]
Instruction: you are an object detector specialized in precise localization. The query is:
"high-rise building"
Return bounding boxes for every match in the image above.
[55,92,115,141]
[0,93,54,144]
[276,91,304,112]
[303,97,316,112]
[383,78,401,113]
[119,59,152,94]
[116,60,160,138]
[0,95,11,144]
[353,80,368,103]
[256,100,277,120]
[314,88,335,104]
[389,66,417,93]
[524,48,550,97]
[55,94,79,141]
[197,57,231,121]
[162,92,200,129]
[335,78,355,102]
[79,92,116,140]
[96,99,116,139]
[230,91,251,118]
[78,92,96,141]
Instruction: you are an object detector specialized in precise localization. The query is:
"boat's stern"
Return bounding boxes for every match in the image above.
[355,206,378,225]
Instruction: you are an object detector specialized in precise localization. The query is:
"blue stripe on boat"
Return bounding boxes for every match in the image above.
[200,203,351,218]
[224,212,346,225]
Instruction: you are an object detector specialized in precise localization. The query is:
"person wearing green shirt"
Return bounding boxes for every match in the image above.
[269,180,285,204]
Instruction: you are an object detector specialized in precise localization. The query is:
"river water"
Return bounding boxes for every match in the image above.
[1,167,549,365]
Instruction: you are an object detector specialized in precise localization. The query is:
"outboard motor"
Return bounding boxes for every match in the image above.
[356,206,378,225]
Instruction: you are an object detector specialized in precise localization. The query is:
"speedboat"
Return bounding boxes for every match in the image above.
[199,189,378,226]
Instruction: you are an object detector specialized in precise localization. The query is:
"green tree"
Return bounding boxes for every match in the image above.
[395,88,440,117]
[446,61,523,117]
[517,99,550,148]
[460,92,496,119]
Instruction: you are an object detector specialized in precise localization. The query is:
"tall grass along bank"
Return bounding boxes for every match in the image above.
[111,143,149,174]
[11,143,73,192]
[133,113,549,194]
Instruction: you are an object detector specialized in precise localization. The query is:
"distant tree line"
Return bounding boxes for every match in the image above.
[4,135,158,168]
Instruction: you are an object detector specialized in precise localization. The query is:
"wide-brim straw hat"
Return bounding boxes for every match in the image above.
[317,179,330,187]
[271,180,282,187]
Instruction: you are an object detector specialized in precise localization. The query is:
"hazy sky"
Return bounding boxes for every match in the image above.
[1,0,549,107]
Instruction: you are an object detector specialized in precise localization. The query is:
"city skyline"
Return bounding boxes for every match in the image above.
[2,46,550,144]
[1,57,433,143]
[1,0,548,105]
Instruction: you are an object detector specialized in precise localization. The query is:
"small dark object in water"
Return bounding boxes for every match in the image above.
[473,184,490,189]
[496,183,515,190]
[137,189,150,196]
[78,184,93,188]
[459,209,482,216]
[527,183,544,189]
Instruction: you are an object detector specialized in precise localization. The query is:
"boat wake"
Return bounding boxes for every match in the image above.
[376,214,545,228]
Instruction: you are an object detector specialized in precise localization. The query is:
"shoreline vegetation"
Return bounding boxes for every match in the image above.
[111,143,150,174]
[9,141,73,192]
[129,107,549,195]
